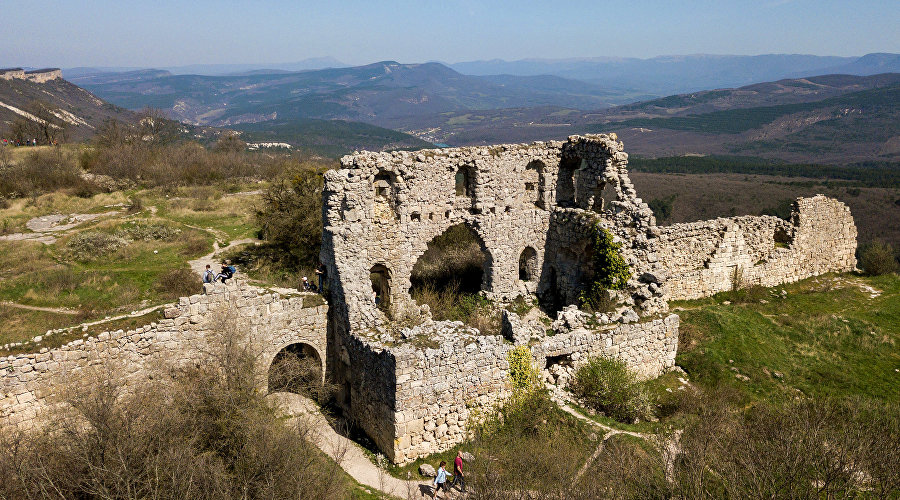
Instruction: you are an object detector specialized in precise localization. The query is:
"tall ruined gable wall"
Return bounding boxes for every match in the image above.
[322,142,565,331]
[659,195,857,300]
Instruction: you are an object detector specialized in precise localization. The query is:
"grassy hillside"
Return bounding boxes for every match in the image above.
[676,273,900,402]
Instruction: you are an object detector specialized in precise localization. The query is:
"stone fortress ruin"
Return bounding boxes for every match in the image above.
[320,134,857,463]
[1,134,857,466]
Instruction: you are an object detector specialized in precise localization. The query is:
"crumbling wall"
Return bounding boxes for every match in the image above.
[0,284,328,428]
[659,195,857,299]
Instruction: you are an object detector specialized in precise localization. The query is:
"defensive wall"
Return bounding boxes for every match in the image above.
[0,283,328,428]
[657,195,857,300]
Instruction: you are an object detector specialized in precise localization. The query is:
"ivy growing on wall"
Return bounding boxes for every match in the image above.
[579,223,631,311]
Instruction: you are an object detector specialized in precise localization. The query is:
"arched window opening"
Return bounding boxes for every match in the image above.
[519,247,539,282]
[556,157,581,207]
[268,343,323,396]
[524,160,544,207]
[410,224,490,319]
[373,172,398,220]
[370,264,391,313]
[455,166,476,198]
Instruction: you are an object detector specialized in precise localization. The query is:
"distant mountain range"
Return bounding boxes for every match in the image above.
[0,73,431,155]
[7,54,899,163]
[63,57,347,79]
[72,61,623,128]
[450,53,900,96]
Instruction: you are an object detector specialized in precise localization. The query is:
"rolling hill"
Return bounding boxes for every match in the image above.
[450,53,900,96]
[404,73,900,164]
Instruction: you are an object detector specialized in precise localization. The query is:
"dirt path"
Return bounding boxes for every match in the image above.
[0,301,79,315]
[269,392,429,499]
[188,237,258,277]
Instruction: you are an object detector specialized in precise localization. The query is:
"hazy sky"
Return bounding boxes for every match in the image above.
[2,0,898,68]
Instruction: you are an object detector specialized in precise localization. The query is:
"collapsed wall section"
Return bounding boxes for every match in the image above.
[658,195,857,300]
[0,284,328,428]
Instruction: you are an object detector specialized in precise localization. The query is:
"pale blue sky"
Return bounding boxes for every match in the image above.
[2,0,898,68]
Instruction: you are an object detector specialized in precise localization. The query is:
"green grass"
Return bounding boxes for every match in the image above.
[675,273,900,402]
[0,184,265,345]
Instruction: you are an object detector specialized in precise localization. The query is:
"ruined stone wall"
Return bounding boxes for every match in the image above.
[321,135,670,335]
[0,284,328,428]
[659,195,857,300]
[534,314,679,380]
[322,143,563,332]
[385,314,677,463]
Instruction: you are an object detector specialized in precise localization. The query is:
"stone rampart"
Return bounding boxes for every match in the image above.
[0,283,328,428]
[658,195,857,299]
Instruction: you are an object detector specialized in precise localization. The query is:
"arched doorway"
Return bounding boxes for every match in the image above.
[519,246,539,282]
[370,264,392,314]
[268,343,324,396]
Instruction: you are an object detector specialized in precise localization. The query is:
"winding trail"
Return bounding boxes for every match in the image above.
[0,301,79,315]
[269,392,428,499]
[187,237,258,277]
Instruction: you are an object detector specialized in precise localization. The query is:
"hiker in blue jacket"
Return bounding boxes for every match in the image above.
[215,261,236,283]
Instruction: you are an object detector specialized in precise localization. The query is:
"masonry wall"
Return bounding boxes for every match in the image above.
[534,314,679,380]
[385,314,678,463]
[658,195,857,300]
[0,284,328,428]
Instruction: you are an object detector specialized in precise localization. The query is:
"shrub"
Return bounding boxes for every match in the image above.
[859,240,898,276]
[255,163,327,271]
[116,221,182,241]
[507,345,540,392]
[571,356,654,423]
[65,231,128,261]
[0,148,97,198]
[154,268,203,299]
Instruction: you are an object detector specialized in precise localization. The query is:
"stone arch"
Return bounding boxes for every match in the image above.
[410,222,493,297]
[519,246,539,282]
[267,342,325,393]
[370,264,392,314]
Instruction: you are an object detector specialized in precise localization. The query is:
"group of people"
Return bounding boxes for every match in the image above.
[1,138,51,147]
[431,450,466,498]
[202,262,236,284]
[301,263,327,294]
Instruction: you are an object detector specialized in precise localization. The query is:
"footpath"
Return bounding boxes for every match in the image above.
[268,392,429,499]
